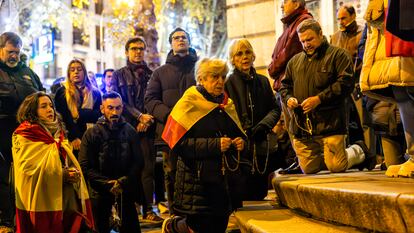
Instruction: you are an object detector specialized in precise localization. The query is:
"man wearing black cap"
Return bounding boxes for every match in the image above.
[145,28,197,215]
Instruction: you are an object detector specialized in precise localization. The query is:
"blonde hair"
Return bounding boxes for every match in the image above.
[228,38,256,68]
[195,58,229,83]
[64,59,95,120]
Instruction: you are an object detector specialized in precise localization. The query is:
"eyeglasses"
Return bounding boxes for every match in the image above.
[129,47,145,52]
[172,36,188,41]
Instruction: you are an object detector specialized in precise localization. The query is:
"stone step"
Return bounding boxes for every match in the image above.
[272,171,414,233]
[234,201,363,233]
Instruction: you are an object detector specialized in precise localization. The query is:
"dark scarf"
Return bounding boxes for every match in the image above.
[227,68,257,129]
[342,21,359,36]
[305,37,329,59]
[165,47,198,72]
[196,85,224,104]
[126,60,150,84]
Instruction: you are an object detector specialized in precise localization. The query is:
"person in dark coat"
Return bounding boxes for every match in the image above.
[279,19,370,174]
[79,92,144,233]
[225,38,281,200]
[54,59,102,154]
[144,28,197,214]
[112,37,163,223]
[161,58,245,233]
[100,69,115,94]
[0,32,44,231]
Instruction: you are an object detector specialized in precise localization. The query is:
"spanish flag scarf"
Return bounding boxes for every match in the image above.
[12,121,94,233]
[162,86,244,149]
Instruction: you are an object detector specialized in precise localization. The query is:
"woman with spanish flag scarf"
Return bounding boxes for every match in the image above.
[12,92,94,233]
[161,58,247,233]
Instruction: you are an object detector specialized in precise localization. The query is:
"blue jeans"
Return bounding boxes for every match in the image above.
[392,86,414,160]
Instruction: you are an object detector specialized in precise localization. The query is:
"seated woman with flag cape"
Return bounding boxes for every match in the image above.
[12,92,94,233]
[161,58,247,233]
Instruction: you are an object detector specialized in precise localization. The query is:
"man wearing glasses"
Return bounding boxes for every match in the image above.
[145,28,197,216]
[112,37,164,224]
[0,32,44,232]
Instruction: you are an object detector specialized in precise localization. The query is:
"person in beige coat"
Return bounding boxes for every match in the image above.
[360,0,414,177]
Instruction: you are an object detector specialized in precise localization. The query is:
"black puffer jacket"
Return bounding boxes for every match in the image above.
[172,87,246,217]
[144,48,197,145]
[78,117,143,194]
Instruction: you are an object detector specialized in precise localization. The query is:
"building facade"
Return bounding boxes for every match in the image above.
[226,0,367,78]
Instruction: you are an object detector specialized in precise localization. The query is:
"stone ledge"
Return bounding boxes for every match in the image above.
[272,171,414,233]
[234,201,362,233]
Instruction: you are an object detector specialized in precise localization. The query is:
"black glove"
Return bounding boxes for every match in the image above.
[251,124,267,142]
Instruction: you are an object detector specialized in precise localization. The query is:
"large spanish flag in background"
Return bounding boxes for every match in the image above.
[12,122,94,233]
[162,86,244,149]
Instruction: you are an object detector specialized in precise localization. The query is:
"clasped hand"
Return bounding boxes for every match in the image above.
[220,137,244,152]
[287,96,321,114]
[136,114,154,132]
[63,167,81,184]
[108,180,123,196]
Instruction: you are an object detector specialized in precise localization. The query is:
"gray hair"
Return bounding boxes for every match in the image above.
[297,19,322,34]
[195,58,229,83]
[0,32,22,48]
[228,38,255,68]
[292,0,306,8]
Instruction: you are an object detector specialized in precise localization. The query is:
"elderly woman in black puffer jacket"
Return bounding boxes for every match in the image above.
[161,58,246,233]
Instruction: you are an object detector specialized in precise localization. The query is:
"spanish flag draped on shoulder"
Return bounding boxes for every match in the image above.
[162,86,244,149]
[12,121,94,233]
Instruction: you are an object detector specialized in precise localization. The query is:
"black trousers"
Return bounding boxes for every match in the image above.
[139,135,156,213]
[161,150,177,214]
[91,191,140,233]
[0,120,18,227]
[186,214,229,233]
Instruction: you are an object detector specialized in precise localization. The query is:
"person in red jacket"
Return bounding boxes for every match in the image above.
[268,0,312,92]
[268,0,312,174]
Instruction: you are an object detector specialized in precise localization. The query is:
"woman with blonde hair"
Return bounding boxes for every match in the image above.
[161,58,246,233]
[225,38,281,200]
[55,59,102,152]
[12,92,94,232]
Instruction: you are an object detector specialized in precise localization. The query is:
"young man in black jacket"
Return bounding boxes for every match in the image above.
[0,32,44,231]
[79,92,144,233]
[112,37,163,223]
[145,28,197,215]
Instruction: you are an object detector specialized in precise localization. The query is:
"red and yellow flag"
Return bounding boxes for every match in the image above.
[162,86,244,149]
[12,122,94,233]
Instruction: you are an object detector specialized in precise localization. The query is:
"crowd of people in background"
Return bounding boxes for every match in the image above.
[0,0,413,232]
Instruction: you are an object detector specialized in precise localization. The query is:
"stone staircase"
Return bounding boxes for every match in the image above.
[234,171,414,233]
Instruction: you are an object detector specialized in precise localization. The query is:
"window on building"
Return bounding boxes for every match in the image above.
[96,25,105,51]
[73,25,89,46]
[53,28,62,41]
[95,0,104,14]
